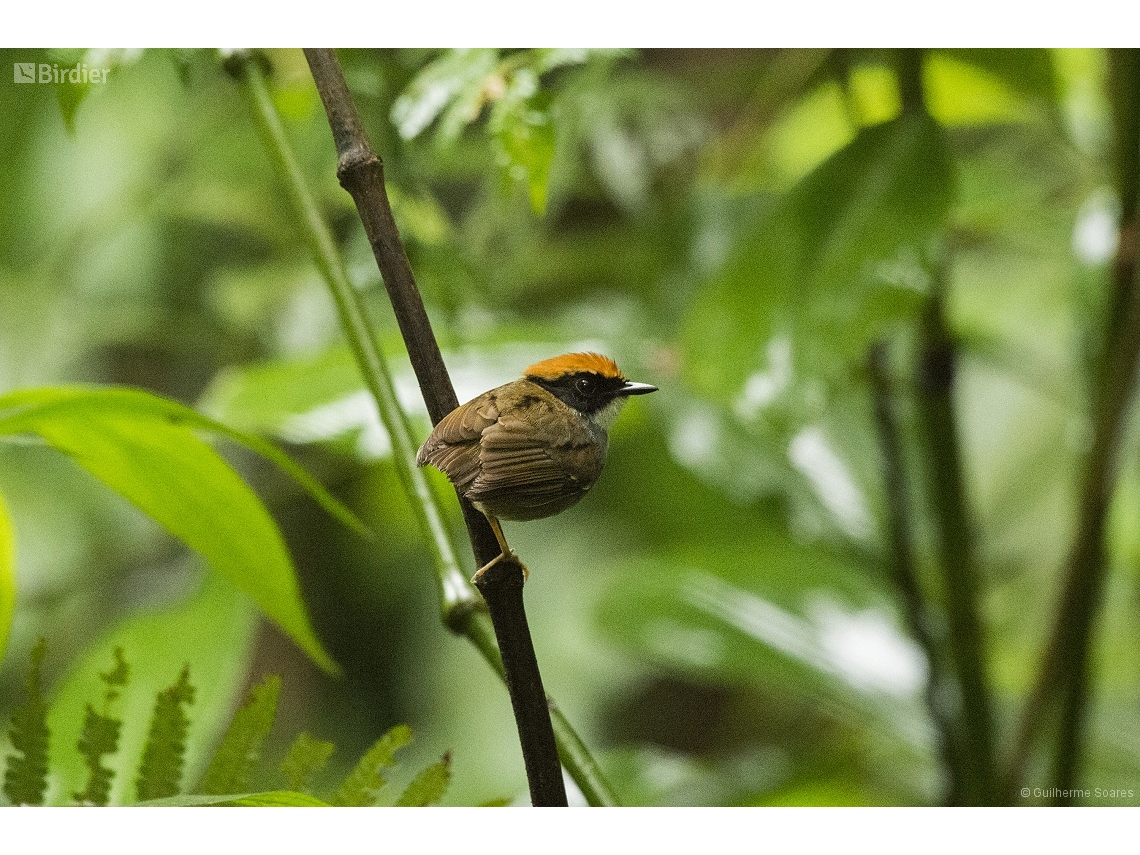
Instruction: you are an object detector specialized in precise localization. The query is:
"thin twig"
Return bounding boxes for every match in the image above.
[868,341,964,804]
[299,48,580,806]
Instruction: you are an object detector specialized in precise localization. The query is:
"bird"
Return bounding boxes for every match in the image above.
[416,352,657,580]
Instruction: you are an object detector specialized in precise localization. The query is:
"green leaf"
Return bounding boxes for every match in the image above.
[0,386,343,672]
[200,348,366,440]
[395,753,451,806]
[597,553,926,737]
[2,384,368,538]
[684,112,952,400]
[332,724,412,806]
[197,675,281,795]
[100,647,131,695]
[0,491,14,663]
[279,732,335,793]
[225,790,331,807]
[490,70,556,214]
[56,79,93,135]
[135,666,195,802]
[790,112,951,292]
[138,790,330,807]
[3,639,49,805]
[937,48,1058,104]
[45,573,259,805]
[391,49,500,141]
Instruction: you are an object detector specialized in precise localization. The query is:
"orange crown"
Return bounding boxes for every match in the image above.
[524,352,624,381]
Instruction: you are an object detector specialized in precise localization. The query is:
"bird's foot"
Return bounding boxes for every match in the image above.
[471,551,530,584]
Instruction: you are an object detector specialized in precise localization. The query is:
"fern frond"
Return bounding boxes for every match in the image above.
[135,666,195,802]
[395,751,451,806]
[197,675,280,795]
[3,640,50,806]
[331,724,411,806]
[99,647,129,705]
[74,648,130,805]
[73,705,122,805]
[279,732,335,793]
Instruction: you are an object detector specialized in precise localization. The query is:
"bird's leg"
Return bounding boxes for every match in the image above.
[472,514,529,583]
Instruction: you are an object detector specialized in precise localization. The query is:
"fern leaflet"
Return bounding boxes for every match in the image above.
[135,666,194,801]
[3,640,50,806]
[332,724,411,806]
[280,732,335,793]
[197,675,280,795]
[395,752,451,806]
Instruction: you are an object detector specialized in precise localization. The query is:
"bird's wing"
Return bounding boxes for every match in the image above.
[416,391,501,490]
[417,386,605,519]
[472,413,603,514]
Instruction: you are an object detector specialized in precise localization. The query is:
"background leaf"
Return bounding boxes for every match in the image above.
[685,112,952,401]
[135,666,194,801]
[332,724,411,806]
[0,493,14,663]
[43,573,258,805]
[137,789,330,806]
[2,639,48,805]
[0,386,336,672]
[279,732,335,793]
[197,675,280,795]
[395,753,451,806]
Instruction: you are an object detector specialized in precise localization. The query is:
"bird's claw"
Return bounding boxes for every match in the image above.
[472,551,530,584]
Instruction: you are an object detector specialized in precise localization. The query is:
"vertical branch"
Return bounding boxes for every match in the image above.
[231,49,586,806]
[473,556,568,805]
[300,48,568,807]
[1010,48,1140,801]
[300,48,501,569]
[896,48,926,117]
[916,277,998,804]
[868,342,964,804]
[897,48,998,804]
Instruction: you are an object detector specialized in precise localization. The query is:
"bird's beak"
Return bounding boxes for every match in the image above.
[619,380,658,396]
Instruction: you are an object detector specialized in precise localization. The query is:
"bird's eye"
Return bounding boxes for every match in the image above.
[575,376,594,396]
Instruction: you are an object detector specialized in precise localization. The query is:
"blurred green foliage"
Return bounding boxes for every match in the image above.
[2,641,446,805]
[1,47,1138,806]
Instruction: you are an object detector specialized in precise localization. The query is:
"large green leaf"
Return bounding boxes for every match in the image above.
[0,492,14,664]
[0,386,338,672]
[0,385,366,537]
[45,574,259,805]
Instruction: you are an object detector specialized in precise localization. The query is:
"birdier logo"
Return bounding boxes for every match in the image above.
[13,62,109,84]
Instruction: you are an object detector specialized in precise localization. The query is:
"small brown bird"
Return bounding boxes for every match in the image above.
[417,352,657,579]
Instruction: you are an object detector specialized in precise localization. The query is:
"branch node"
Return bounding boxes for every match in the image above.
[336,147,382,191]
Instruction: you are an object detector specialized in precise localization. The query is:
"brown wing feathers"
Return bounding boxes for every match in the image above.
[417,382,606,520]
